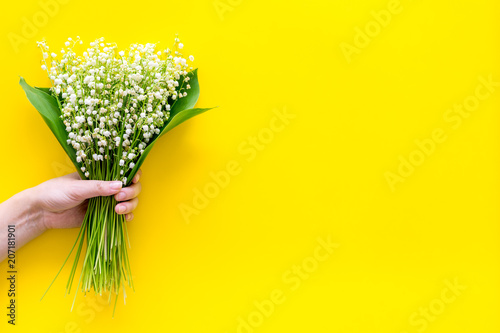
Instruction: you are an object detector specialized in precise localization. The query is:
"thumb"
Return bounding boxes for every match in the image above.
[71,180,123,200]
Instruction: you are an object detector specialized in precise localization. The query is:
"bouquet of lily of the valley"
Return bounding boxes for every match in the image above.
[20,36,211,312]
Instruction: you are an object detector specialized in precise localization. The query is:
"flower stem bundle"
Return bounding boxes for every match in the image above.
[20,36,212,314]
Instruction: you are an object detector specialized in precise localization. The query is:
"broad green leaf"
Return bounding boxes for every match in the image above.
[125,69,213,184]
[168,68,200,118]
[126,107,212,184]
[35,87,52,94]
[19,77,85,179]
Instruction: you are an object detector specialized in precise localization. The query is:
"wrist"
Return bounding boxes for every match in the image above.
[0,185,47,262]
[16,186,47,234]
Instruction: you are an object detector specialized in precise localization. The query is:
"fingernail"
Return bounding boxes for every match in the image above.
[117,205,125,213]
[110,181,122,191]
[116,192,125,201]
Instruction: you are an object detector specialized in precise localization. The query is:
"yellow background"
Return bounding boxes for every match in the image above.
[1,0,499,332]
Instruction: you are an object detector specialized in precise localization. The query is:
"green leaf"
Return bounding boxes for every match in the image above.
[169,68,200,117]
[19,77,84,178]
[126,107,212,185]
[125,69,213,184]
[35,87,52,95]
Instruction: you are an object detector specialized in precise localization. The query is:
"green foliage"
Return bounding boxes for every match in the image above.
[20,69,213,184]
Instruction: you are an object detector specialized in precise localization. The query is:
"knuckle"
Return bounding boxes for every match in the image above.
[131,198,139,208]
[67,183,82,201]
[124,187,134,198]
[96,181,104,192]
[134,183,142,195]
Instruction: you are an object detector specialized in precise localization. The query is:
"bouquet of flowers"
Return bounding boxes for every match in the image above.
[20,36,211,312]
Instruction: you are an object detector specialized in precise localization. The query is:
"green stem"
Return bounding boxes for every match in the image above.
[43,195,133,312]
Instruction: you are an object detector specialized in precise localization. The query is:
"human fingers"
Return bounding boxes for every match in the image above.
[114,181,142,202]
[115,197,139,215]
[132,169,142,184]
[69,180,122,201]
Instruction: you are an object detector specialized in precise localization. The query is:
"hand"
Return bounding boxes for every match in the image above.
[33,170,142,230]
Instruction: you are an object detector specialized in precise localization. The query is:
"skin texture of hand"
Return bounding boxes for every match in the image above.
[36,170,142,229]
[0,170,142,262]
